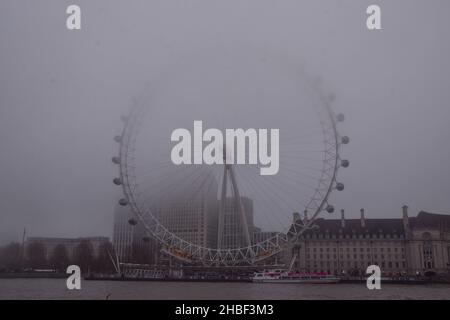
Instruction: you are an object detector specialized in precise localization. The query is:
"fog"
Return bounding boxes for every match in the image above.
[1,0,450,244]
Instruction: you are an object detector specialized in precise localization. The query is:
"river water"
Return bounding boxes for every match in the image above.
[0,279,449,300]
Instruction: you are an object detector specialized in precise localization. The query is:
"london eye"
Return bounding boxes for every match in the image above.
[112,50,349,266]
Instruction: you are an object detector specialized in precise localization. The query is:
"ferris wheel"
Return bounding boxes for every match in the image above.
[112,51,349,266]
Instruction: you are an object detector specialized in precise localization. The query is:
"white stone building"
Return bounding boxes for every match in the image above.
[290,206,450,276]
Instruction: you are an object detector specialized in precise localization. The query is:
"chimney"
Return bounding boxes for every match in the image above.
[360,208,366,228]
[341,209,345,228]
[293,212,300,223]
[402,205,410,235]
[402,205,408,218]
[303,210,308,224]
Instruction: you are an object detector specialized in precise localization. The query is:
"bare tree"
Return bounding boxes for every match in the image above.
[50,244,70,272]
[74,240,93,273]
[0,242,22,271]
[93,241,115,273]
[26,242,47,269]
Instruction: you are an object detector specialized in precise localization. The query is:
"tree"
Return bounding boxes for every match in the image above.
[132,241,154,265]
[74,240,93,273]
[50,244,70,272]
[26,242,47,269]
[93,241,115,273]
[0,242,22,271]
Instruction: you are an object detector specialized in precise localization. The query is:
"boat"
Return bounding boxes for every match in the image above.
[252,270,341,284]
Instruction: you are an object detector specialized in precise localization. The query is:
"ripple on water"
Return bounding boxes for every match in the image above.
[0,279,450,300]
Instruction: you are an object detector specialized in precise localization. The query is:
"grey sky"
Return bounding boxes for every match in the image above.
[1,0,450,244]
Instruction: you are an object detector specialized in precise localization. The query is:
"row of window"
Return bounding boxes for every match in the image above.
[302,241,405,246]
[305,261,407,269]
[306,247,404,252]
[306,254,405,260]
[300,233,404,240]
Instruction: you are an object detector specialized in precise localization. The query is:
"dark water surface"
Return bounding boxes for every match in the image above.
[1,279,449,300]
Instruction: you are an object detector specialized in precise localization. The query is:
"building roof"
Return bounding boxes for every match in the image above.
[410,211,450,231]
[301,217,405,237]
[295,210,450,237]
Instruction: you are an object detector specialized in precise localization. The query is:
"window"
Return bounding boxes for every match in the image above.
[422,233,434,268]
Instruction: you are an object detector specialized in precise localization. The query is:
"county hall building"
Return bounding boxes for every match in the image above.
[290,206,450,276]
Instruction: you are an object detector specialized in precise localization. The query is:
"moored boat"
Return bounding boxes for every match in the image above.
[252,270,340,284]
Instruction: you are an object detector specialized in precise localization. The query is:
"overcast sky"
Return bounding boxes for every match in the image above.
[1,0,449,244]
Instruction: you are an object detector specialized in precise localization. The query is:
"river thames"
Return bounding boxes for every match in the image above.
[1,279,450,300]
